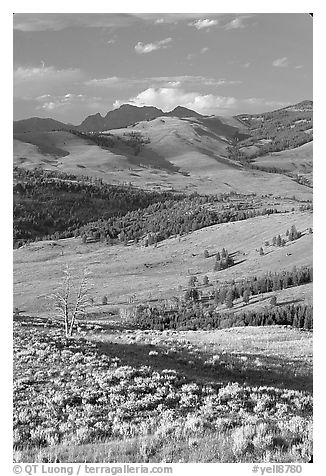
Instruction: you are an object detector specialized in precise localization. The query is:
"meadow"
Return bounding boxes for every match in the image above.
[14,210,313,317]
[13,181,313,464]
[14,319,312,463]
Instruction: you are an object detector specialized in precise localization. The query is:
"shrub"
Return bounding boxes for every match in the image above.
[270,296,277,307]
[184,287,199,302]
[243,290,250,305]
[188,276,197,287]
[119,306,137,321]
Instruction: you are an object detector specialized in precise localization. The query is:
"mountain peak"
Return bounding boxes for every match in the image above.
[166,106,204,118]
[116,104,138,110]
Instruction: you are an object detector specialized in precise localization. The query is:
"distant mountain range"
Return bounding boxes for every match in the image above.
[13,100,313,136]
[13,104,206,134]
[13,99,313,196]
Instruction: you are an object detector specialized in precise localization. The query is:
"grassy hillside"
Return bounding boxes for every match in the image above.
[13,131,132,171]
[13,118,313,199]
[235,101,313,157]
[13,210,312,317]
[13,167,183,246]
[13,321,312,463]
[252,142,313,186]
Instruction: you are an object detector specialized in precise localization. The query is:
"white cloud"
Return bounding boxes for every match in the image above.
[113,87,237,115]
[107,39,116,45]
[13,13,229,32]
[13,13,135,32]
[272,57,289,68]
[113,87,290,116]
[243,97,290,109]
[189,19,218,30]
[166,81,182,87]
[242,62,251,68]
[295,65,304,69]
[35,93,103,113]
[14,65,82,98]
[14,65,81,83]
[150,76,240,87]
[85,75,241,90]
[133,13,223,24]
[201,47,209,54]
[225,17,247,30]
[85,76,122,87]
[135,37,172,54]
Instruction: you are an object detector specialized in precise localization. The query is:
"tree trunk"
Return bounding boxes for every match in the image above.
[64,305,69,337]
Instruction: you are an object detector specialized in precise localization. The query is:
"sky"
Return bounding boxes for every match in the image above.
[13,13,313,124]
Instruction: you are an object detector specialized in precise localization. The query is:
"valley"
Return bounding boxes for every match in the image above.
[13,101,313,464]
[13,103,313,197]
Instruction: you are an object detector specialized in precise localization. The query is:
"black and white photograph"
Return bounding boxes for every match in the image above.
[11,5,316,470]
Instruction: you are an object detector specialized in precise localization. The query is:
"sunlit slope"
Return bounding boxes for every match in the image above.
[107,116,240,172]
[13,120,312,198]
[107,117,312,198]
[14,131,131,172]
[252,142,313,174]
[14,211,312,317]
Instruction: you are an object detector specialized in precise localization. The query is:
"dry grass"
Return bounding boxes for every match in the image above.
[252,142,313,176]
[13,124,312,198]
[13,323,312,463]
[13,211,313,317]
[15,426,312,463]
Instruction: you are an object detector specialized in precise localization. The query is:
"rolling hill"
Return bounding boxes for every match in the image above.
[13,101,313,198]
[235,100,313,158]
[77,104,167,132]
[13,210,313,317]
[14,104,204,134]
[252,141,313,177]
[13,117,74,134]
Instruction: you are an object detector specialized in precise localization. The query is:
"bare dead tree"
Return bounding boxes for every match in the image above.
[51,265,92,337]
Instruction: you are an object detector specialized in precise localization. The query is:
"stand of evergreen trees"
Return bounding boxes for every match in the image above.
[132,302,313,331]
[13,167,184,247]
[214,248,234,271]
[212,266,312,308]
[78,201,278,245]
[13,167,288,248]
[69,129,150,156]
[233,106,313,160]
[129,265,313,331]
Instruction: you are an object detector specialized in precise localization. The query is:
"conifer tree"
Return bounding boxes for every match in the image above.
[188,276,197,287]
[270,295,277,307]
[219,288,227,304]
[214,261,222,271]
[243,289,250,305]
[225,289,234,308]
